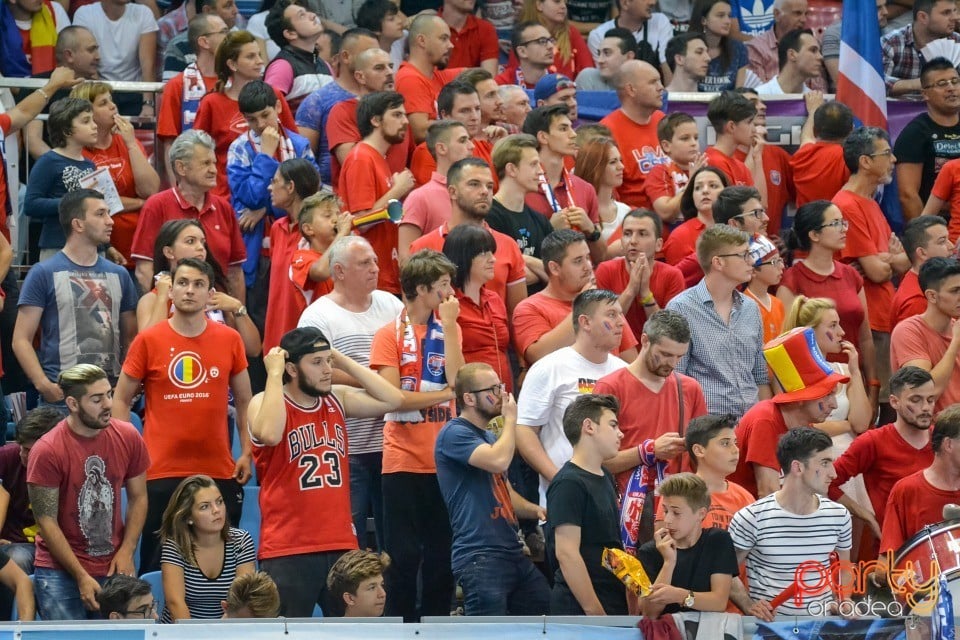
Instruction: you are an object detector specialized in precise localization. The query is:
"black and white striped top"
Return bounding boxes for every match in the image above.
[159,527,256,623]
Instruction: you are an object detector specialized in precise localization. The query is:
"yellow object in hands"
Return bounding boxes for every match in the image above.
[602,547,652,597]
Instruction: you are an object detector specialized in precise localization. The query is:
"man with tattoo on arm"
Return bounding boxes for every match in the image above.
[27,364,149,620]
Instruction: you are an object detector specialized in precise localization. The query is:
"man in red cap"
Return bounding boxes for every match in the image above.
[729,327,850,498]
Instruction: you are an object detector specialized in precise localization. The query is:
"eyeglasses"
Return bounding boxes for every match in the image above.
[923,78,960,89]
[735,207,767,220]
[519,36,557,47]
[759,257,784,267]
[716,251,752,263]
[201,28,230,38]
[123,601,158,619]
[817,219,849,231]
[867,149,893,158]
[468,383,505,397]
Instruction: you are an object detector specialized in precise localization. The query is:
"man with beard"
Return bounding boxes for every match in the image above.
[113,257,252,573]
[593,309,706,494]
[409,158,527,317]
[248,327,402,617]
[834,128,910,404]
[828,366,936,547]
[882,0,960,98]
[338,91,415,296]
[434,363,550,615]
[27,363,148,620]
[395,14,460,144]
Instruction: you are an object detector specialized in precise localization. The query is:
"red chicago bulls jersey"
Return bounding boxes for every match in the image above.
[252,392,357,559]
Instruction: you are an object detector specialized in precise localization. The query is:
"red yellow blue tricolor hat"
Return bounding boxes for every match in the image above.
[764,327,850,404]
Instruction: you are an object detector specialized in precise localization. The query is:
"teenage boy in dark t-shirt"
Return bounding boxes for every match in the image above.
[637,472,739,617]
[547,393,627,615]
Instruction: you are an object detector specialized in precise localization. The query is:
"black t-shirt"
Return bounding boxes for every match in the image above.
[636,527,739,615]
[567,0,610,24]
[893,112,960,204]
[487,199,553,294]
[547,461,627,615]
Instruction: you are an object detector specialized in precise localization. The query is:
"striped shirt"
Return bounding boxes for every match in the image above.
[159,528,256,622]
[729,494,852,616]
[297,291,404,455]
[665,280,768,419]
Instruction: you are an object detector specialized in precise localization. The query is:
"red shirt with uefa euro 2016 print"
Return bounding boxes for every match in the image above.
[599,108,666,209]
[252,392,357,559]
[122,319,247,481]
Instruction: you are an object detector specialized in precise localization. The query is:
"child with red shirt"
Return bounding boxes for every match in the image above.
[645,113,704,238]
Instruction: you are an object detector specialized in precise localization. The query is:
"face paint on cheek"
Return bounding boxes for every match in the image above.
[818,401,826,413]
[603,321,613,331]
[825,330,834,343]
[485,393,495,404]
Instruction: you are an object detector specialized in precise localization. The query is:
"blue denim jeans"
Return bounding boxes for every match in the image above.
[349,452,383,550]
[457,553,550,616]
[34,566,105,620]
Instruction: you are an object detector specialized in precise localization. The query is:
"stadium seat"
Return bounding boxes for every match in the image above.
[238,485,261,554]
[128,413,143,434]
[139,571,165,615]
[313,603,324,618]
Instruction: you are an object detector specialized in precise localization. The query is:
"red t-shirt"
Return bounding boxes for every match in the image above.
[891,314,960,412]
[593,368,706,492]
[130,187,247,272]
[880,470,960,554]
[408,222,525,304]
[156,72,218,139]
[395,62,462,119]
[0,113,13,241]
[338,141,401,294]
[289,247,334,304]
[122,319,247,481]
[192,91,297,199]
[594,257,685,339]
[409,138,497,189]
[734,144,793,234]
[27,419,150,576]
[82,133,148,261]
[833,188,895,332]
[456,287,513,392]
[262,218,332,351]
[643,159,688,242]
[599,109,667,209]
[827,424,934,527]
[511,291,638,361]
[790,141,849,207]
[779,261,865,353]
[325,97,412,190]
[370,321,457,474]
[442,12,499,68]
[730,399,787,497]
[930,158,960,242]
[661,217,705,265]
[253,392,357,558]
[891,269,925,330]
[705,146,753,186]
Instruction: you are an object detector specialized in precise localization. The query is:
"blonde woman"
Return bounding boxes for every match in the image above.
[159,475,256,622]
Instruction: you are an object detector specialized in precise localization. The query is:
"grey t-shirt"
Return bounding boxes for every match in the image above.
[576,68,615,91]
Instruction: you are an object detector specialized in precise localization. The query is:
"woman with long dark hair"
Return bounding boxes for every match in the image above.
[661,165,728,265]
[690,0,747,91]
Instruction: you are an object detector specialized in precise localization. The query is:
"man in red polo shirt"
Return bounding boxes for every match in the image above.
[409,158,527,317]
[395,14,460,144]
[338,91,415,295]
[439,0,498,74]
[892,215,953,329]
[130,129,246,298]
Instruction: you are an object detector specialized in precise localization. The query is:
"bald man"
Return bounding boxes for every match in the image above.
[395,14,462,144]
[599,60,670,209]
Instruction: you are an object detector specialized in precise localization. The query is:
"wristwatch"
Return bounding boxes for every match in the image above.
[584,226,602,242]
[235,305,248,317]
[683,591,695,608]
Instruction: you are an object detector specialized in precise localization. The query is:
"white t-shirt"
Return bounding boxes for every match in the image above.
[587,13,673,64]
[15,2,70,33]
[729,492,852,616]
[755,75,811,95]
[297,290,403,455]
[74,3,158,82]
[517,346,628,506]
[246,11,281,62]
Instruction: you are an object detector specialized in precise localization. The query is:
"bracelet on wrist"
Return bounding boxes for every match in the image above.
[36,87,50,101]
[641,291,656,306]
[867,379,881,388]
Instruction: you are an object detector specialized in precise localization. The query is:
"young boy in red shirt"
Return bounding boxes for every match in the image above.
[644,113,705,237]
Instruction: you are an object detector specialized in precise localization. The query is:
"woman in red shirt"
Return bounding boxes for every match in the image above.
[71,82,160,263]
[515,0,594,80]
[442,224,513,392]
[661,166,728,265]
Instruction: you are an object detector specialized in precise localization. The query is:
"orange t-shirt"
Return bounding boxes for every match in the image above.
[790,141,849,207]
[82,133,147,261]
[122,319,247,481]
[930,157,960,242]
[705,146,753,186]
[833,188,895,332]
[395,62,462,119]
[744,288,786,344]
[339,141,400,294]
[370,321,458,474]
[599,108,668,209]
